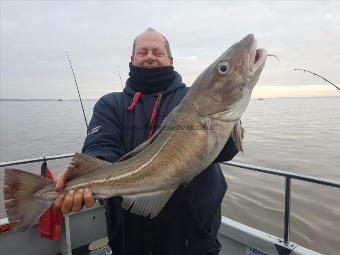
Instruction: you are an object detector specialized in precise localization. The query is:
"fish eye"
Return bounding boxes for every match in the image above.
[218,62,229,75]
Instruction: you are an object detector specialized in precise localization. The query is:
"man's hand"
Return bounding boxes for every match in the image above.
[53,167,95,213]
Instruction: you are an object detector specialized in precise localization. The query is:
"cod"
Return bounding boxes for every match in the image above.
[4,34,267,231]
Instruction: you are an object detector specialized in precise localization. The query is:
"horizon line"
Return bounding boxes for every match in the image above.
[1,95,339,101]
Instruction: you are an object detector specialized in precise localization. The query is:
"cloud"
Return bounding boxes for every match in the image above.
[1,1,339,99]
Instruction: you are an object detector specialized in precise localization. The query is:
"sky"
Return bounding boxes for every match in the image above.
[1,1,339,99]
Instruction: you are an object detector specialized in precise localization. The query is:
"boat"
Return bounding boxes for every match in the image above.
[1,153,339,255]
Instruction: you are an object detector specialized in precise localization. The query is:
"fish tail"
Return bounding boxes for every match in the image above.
[4,168,54,231]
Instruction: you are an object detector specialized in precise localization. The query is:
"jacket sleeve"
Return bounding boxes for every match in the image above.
[81,94,125,163]
[213,136,239,163]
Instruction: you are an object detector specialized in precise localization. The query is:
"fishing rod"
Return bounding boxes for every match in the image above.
[293,68,340,91]
[115,63,124,89]
[65,51,89,131]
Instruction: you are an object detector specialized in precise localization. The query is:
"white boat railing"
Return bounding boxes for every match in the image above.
[220,161,340,246]
[0,153,75,167]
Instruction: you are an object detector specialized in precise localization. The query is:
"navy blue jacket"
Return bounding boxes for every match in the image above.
[82,72,238,255]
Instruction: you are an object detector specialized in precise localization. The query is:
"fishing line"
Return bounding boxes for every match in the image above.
[293,68,340,92]
[115,63,124,90]
[65,51,89,131]
[268,54,280,63]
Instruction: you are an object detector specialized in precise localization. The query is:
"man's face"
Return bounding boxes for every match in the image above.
[131,32,173,68]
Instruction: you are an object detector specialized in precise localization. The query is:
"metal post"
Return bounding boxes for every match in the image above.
[284,177,291,244]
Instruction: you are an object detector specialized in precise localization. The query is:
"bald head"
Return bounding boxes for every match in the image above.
[132,28,173,59]
[131,28,173,68]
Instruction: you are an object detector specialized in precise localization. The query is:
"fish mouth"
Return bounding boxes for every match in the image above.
[254,48,267,66]
[254,49,262,64]
[249,36,267,70]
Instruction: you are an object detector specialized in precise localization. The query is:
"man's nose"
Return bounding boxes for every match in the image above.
[145,51,156,60]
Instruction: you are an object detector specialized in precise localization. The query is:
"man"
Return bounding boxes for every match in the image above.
[54,28,239,254]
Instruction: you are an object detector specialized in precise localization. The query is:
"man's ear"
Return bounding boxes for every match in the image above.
[130,56,133,62]
[169,57,173,66]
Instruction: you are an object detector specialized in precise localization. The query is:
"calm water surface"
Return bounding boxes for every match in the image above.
[0,97,339,254]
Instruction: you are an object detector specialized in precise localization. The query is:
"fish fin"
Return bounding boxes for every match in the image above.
[4,168,53,231]
[121,189,175,218]
[116,121,166,163]
[65,153,112,181]
[231,121,245,152]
